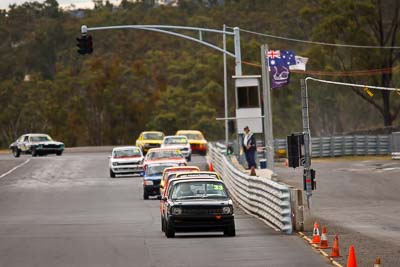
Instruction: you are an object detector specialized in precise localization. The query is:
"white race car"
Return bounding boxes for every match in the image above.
[109,146,144,178]
[161,135,192,161]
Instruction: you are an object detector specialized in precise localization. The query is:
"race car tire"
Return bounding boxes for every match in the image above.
[109,169,116,178]
[161,216,165,232]
[165,221,175,238]
[12,148,20,158]
[32,148,38,157]
[224,224,236,237]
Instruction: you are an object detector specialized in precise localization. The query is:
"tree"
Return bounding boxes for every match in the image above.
[301,0,400,126]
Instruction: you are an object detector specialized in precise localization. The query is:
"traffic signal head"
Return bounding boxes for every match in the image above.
[76,34,93,55]
[86,35,93,54]
[76,35,87,55]
[303,169,316,191]
[310,169,316,190]
[287,133,304,168]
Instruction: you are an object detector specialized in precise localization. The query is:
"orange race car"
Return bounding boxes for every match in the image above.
[160,166,200,192]
[175,130,208,155]
[143,147,187,171]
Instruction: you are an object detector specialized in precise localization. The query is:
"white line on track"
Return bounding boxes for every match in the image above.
[0,159,31,179]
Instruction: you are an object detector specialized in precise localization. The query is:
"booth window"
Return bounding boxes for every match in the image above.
[237,86,259,108]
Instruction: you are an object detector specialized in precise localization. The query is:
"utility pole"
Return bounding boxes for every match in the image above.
[233,27,242,76]
[260,44,274,173]
[223,24,229,152]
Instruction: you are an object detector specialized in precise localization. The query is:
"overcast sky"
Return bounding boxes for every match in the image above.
[0,0,122,10]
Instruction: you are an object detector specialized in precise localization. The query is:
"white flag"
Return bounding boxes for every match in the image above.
[289,56,308,71]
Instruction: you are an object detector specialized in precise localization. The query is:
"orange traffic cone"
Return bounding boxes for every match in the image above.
[346,245,357,267]
[311,222,321,244]
[374,257,381,267]
[209,162,214,172]
[330,234,341,258]
[320,226,329,249]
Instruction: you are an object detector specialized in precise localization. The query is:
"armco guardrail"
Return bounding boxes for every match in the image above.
[391,132,400,159]
[209,143,293,234]
[311,135,391,157]
[256,135,391,158]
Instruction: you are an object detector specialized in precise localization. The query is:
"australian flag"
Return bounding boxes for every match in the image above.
[266,50,296,89]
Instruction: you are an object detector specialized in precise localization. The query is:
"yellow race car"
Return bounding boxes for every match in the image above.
[136,131,165,154]
[175,130,208,155]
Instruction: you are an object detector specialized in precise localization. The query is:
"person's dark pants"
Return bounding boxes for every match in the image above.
[244,149,250,168]
[245,149,257,169]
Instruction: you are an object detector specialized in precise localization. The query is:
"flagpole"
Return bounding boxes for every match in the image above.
[260,44,275,174]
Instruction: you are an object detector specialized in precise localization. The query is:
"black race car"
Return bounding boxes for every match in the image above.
[161,178,235,238]
[9,133,64,157]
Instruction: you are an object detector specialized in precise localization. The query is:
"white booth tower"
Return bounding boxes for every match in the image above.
[233,75,263,134]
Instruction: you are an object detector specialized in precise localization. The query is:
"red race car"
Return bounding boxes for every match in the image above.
[143,147,187,171]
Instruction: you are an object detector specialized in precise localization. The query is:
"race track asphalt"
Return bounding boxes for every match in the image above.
[0,152,330,267]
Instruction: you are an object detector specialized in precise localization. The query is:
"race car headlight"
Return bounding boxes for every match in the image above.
[222,206,232,215]
[144,180,153,185]
[171,207,182,215]
[112,162,118,166]
[144,144,150,148]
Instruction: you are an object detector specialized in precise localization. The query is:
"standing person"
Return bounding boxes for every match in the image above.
[242,126,257,170]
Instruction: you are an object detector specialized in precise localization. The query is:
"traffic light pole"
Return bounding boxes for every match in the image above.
[80,24,241,72]
[80,24,242,151]
[300,79,312,207]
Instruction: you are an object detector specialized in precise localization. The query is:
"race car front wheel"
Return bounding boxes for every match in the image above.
[12,148,20,158]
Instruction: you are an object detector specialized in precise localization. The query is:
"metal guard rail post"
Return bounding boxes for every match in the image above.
[208,143,293,234]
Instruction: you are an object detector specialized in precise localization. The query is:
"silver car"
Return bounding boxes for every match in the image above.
[109,146,144,178]
[161,136,192,161]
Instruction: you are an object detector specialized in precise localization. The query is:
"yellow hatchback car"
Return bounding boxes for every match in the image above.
[175,130,208,155]
[136,131,165,154]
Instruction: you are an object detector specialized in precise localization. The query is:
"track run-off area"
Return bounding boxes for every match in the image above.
[0,151,330,267]
[276,157,400,266]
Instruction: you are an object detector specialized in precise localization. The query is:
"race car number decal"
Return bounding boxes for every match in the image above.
[213,185,224,191]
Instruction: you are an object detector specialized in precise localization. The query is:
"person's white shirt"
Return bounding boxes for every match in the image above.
[244,134,249,146]
[244,132,253,147]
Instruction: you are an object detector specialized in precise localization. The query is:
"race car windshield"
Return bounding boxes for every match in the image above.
[147,150,183,159]
[143,133,164,140]
[171,181,228,200]
[164,137,187,145]
[147,164,177,176]
[182,133,203,140]
[114,149,141,158]
[30,136,52,142]
[166,173,177,182]
[177,173,218,179]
